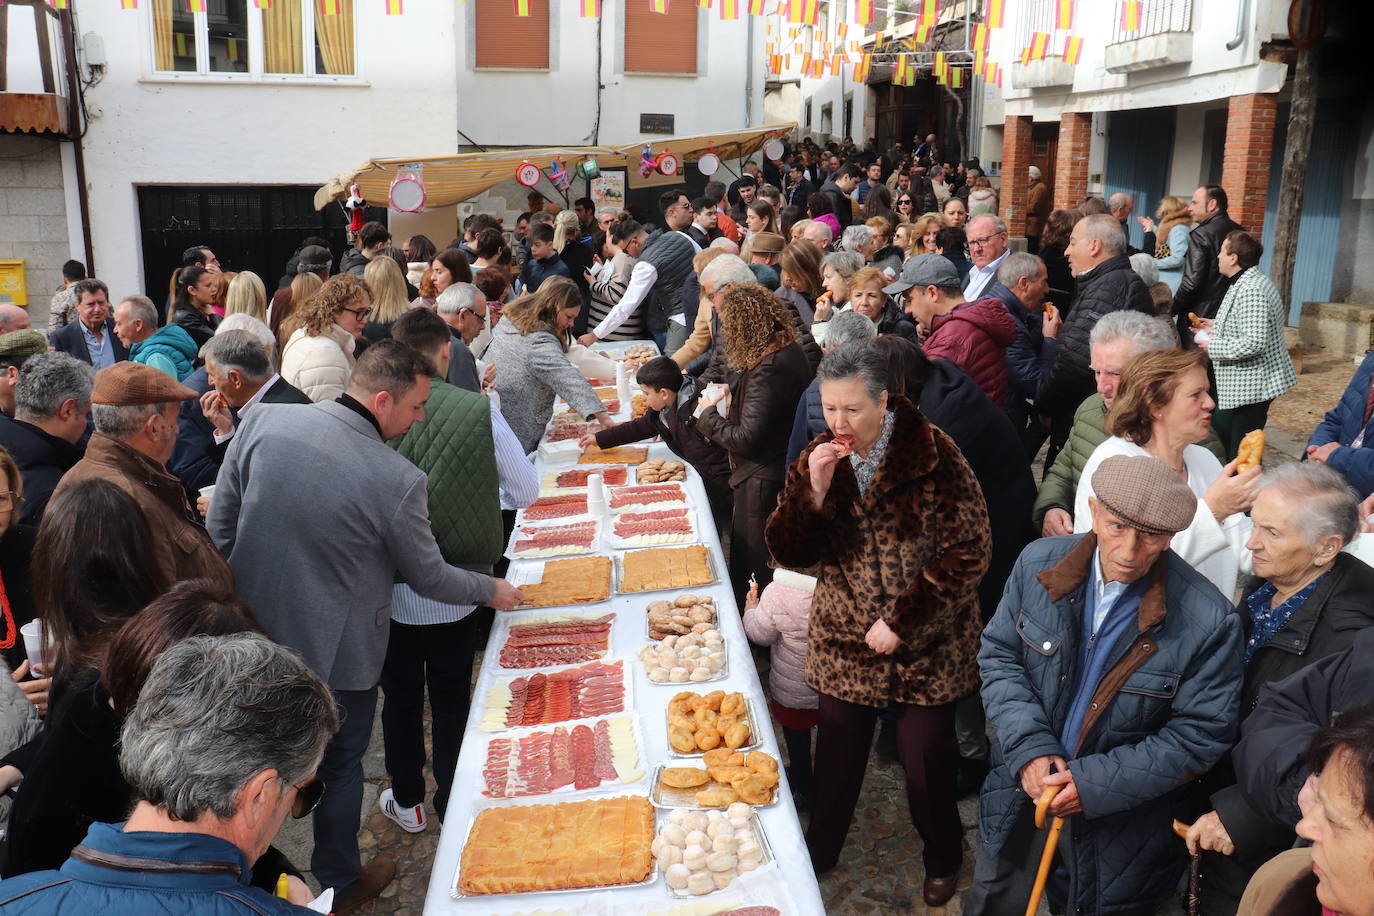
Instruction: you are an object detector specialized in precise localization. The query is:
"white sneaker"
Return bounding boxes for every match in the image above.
[378,788,426,833]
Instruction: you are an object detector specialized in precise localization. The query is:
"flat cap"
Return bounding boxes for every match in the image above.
[884,253,960,295]
[91,361,197,406]
[1091,455,1196,536]
[0,329,47,362]
[751,232,785,254]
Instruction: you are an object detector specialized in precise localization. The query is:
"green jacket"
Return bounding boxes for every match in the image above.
[389,377,501,574]
[1033,393,1227,530]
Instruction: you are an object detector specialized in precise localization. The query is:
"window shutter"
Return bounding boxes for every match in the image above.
[624,0,696,74]
[476,0,550,70]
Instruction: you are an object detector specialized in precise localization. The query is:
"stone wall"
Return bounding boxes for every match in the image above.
[0,134,71,326]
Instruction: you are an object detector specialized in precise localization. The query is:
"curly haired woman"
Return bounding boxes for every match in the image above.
[279,274,371,402]
[693,283,813,605]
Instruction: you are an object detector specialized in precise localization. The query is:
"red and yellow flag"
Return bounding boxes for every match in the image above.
[972,23,989,52]
[512,0,529,14]
[698,0,712,9]
[811,58,825,77]
[914,23,931,43]
[984,57,995,79]
[852,52,871,82]
[1120,0,1141,30]
[974,49,984,74]
[830,54,843,75]
[951,67,964,88]
[836,21,848,36]
[892,56,909,85]
[917,0,936,26]
[649,0,669,13]
[579,0,600,15]
[1019,44,1031,65]
[747,0,765,14]
[801,51,813,72]
[934,50,946,80]
[853,0,872,27]
[50,0,69,10]
[1029,31,1049,60]
[769,53,782,74]
[1055,0,1073,30]
[185,0,205,10]
[718,0,738,18]
[1062,34,1083,64]
[174,32,188,55]
[253,0,270,9]
[986,0,1004,28]
[799,0,819,24]
[121,0,138,10]
[384,0,402,14]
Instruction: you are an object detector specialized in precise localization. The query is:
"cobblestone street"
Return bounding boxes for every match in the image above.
[276,352,1365,915]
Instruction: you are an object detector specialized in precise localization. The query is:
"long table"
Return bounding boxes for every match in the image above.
[424,375,825,914]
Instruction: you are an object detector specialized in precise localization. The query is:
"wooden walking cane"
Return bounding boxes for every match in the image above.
[1173,819,1201,916]
[1024,784,1066,916]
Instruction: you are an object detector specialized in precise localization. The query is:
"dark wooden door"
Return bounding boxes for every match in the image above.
[1031,121,1058,204]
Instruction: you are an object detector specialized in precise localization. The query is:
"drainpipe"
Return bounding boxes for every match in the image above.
[1226,0,1248,50]
[745,11,755,126]
[59,10,94,275]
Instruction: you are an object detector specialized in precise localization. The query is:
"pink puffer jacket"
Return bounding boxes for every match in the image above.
[743,569,819,711]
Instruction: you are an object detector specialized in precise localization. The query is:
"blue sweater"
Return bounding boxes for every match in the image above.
[1060,568,1147,755]
[1306,351,1374,497]
[519,254,571,293]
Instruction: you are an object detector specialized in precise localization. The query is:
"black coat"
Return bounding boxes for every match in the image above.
[594,377,731,503]
[817,179,853,229]
[0,524,37,673]
[171,305,219,350]
[0,416,83,526]
[1172,210,1244,325]
[49,320,128,366]
[1036,254,1154,422]
[1039,243,1075,313]
[787,358,1033,619]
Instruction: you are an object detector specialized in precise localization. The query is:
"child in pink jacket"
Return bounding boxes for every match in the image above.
[743,568,818,807]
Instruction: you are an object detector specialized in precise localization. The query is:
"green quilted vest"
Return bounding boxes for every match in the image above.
[389,377,502,574]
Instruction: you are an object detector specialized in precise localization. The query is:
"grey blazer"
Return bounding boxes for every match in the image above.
[206,400,495,690]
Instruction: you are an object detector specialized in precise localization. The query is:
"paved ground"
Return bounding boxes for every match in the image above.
[275,352,1364,915]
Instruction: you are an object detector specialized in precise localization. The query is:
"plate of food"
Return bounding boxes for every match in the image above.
[507,519,600,558]
[653,805,773,897]
[495,611,614,668]
[616,545,716,594]
[478,714,645,799]
[665,690,759,757]
[479,658,630,732]
[650,751,780,810]
[607,483,689,513]
[636,458,687,483]
[540,465,631,492]
[453,794,656,896]
[519,493,590,522]
[579,445,649,465]
[646,593,717,640]
[610,507,698,548]
[637,623,727,684]
[509,556,613,608]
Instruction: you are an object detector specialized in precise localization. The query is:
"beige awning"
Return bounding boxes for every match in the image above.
[313,123,797,210]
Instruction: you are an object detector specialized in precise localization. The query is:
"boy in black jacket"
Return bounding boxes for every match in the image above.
[580,357,731,532]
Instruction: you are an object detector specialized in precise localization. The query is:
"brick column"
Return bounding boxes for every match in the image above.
[1221,92,1277,236]
[1001,115,1033,237]
[1053,112,1092,210]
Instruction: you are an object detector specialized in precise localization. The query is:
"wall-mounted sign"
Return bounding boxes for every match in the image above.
[640,113,675,134]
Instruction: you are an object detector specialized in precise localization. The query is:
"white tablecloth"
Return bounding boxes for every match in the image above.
[424,419,824,914]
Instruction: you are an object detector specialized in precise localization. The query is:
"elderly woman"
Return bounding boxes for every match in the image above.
[849,266,916,340]
[1138,195,1192,293]
[811,251,865,346]
[486,276,612,452]
[778,241,825,326]
[1238,701,1374,915]
[1075,347,1258,597]
[279,274,370,402]
[1196,230,1298,460]
[694,284,812,606]
[1180,462,1374,913]
[765,343,990,906]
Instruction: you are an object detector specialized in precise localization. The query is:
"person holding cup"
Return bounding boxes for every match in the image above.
[0,445,40,714]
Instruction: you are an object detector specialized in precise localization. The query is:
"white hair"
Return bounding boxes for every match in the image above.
[840,224,873,253]
[437,283,483,317]
[709,237,740,254]
[1129,253,1159,287]
[699,255,757,292]
[803,222,833,245]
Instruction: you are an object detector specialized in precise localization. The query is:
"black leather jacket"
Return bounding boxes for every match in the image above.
[1172,210,1243,322]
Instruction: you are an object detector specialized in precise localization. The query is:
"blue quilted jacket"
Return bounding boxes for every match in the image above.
[1305,351,1374,497]
[0,822,310,914]
[130,324,197,381]
[978,534,1242,913]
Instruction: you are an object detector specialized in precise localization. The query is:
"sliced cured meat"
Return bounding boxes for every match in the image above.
[553,467,628,488]
[612,516,693,538]
[618,507,689,522]
[832,433,855,458]
[547,727,574,789]
[521,673,547,726]
[505,678,528,728]
[522,494,589,520]
[499,615,614,668]
[570,725,598,790]
[592,719,617,782]
[607,484,687,509]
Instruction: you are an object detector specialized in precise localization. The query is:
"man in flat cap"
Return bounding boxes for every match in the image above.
[0,330,49,418]
[965,454,1242,916]
[53,361,231,587]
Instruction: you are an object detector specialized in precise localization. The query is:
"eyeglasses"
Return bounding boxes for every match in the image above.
[339,305,373,320]
[291,777,326,819]
[0,491,20,507]
[967,232,1007,249]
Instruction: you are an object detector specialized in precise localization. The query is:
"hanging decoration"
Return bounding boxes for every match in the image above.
[513,0,530,15]
[547,158,574,191]
[384,0,402,14]
[1055,0,1073,31]
[1029,30,1050,60]
[655,150,681,176]
[1063,35,1083,64]
[852,0,872,27]
[763,136,785,160]
[576,156,601,180]
[697,150,721,176]
[389,173,426,212]
[1120,0,1141,30]
[851,52,871,83]
[718,0,738,18]
[121,0,138,9]
[639,147,658,178]
[344,183,366,232]
[579,0,600,15]
[516,160,542,187]
[986,0,1005,27]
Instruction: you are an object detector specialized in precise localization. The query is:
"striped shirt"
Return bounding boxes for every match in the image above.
[391,400,538,626]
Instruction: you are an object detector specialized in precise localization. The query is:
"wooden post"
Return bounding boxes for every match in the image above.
[1270,45,1317,317]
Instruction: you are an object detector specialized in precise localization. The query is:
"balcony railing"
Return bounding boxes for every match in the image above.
[1110,0,1192,44]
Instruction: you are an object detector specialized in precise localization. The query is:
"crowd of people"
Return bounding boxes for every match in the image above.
[0,132,1370,915]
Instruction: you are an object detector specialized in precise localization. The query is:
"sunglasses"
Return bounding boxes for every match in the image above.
[292,777,325,819]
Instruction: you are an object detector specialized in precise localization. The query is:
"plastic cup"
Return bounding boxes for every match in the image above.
[199,485,216,499]
[19,619,47,674]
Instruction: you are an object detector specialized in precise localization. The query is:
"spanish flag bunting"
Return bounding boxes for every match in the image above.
[1054,0,1073,30]
[983,58,995,79]
[174,32,188,55]
[769,53,781,74]
[50,0,68,9]
[185,0,205,10]
[512,0,528,14]
[974,49,984,74]
[787,26,798,38]
[579,0,600,15]
[852,0,872,27]
[823,41,832,55]
[972,23,988,52]
[892,56,908,85]
[986,0,1004,27]
[1019,44,1031,65]
[951,67,964,88]
[121,0,138,10]
[800,0,819,25]
[1029,31,1049,60]
[801,51,813,71]
[748,0,766,15]
[850,40,863,54]
[649,0,669,13]
[812,59,825,77]
[718,0,737,18]
[852,53,871,82]
[784,53,793,69]
[384,0,402,13]
[764,21,772,33]
[917,0,936,26]
[914,23,931,43]
[698,0,711,10]
[253,0,269,10]
[1063,34,1082,64]
[1120,0,1140,30]
[830,54,843,75]
[837,21,848,36]
[318,0,339,12]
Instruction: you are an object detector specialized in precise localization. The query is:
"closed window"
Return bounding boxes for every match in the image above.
[149,0,356,78]
[475,0,550,69]
[624,0,696,74]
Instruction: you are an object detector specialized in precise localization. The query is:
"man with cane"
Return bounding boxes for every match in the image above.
[966,455,1243,915]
